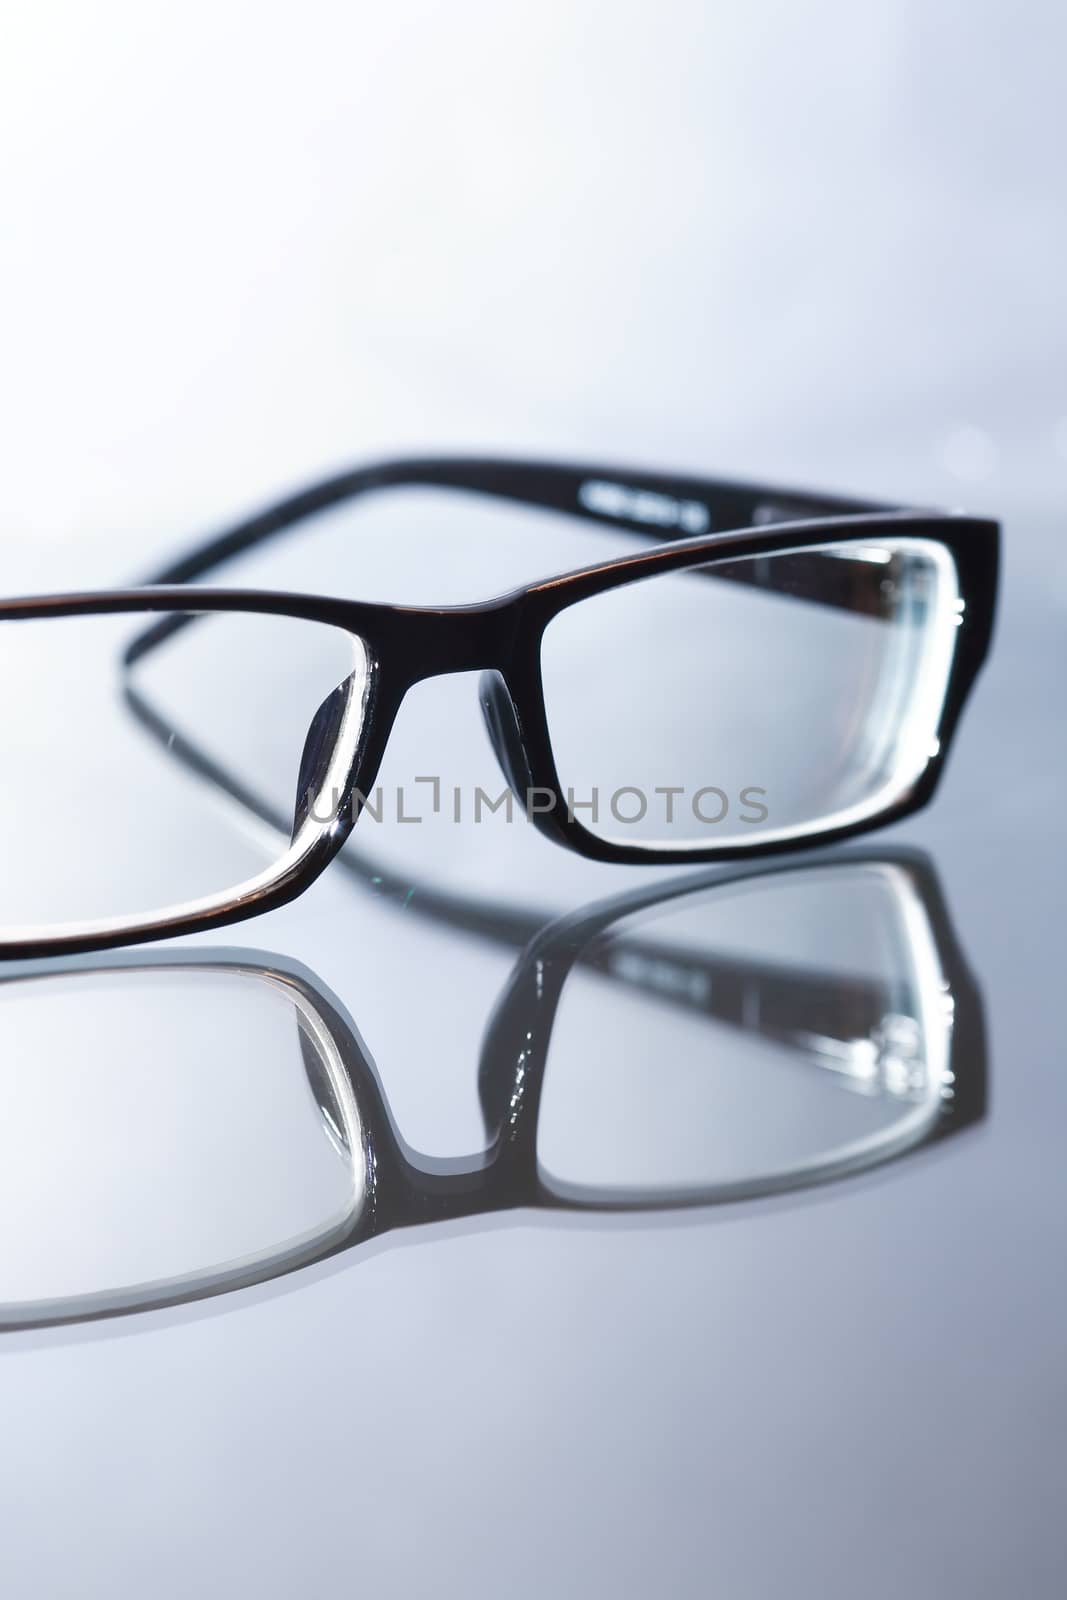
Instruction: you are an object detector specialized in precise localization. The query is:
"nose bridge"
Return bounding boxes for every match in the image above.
[378,596,521,683]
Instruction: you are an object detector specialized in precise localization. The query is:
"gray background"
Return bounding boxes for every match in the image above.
[0,3,1064,1594]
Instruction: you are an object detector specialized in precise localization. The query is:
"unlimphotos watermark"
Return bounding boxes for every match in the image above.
[302,779,770,828]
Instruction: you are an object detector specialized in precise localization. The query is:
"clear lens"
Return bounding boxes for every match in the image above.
[540,537,960,848]
[0,608,368,939]
[536,862,954,1200]
[0,966,364,1322]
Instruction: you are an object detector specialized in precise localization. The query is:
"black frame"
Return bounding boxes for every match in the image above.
[0,847,988,1329]
[0,456,999,956]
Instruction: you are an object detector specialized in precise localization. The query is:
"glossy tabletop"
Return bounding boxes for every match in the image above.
[0,5,1062,1595]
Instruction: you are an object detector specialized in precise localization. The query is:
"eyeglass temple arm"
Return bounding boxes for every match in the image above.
[143,456,903,619]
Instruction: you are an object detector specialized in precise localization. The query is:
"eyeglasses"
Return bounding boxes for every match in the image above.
[0,456,998,955]
[0,850,985,1327]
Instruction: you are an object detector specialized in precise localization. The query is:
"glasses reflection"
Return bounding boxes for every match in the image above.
[0,851,985,1328]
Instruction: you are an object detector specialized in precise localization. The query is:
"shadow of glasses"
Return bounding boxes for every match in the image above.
[0,849,985,1330]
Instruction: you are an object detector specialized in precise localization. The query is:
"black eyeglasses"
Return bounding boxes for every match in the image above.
[0,456,998,955]
[0,850,985,1328]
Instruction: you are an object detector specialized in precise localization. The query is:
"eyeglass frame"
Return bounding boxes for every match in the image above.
[0,456,999,957]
